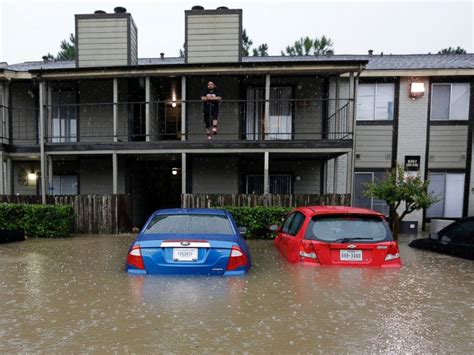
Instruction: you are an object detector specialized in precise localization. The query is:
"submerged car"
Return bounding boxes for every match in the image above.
[126,208,251,275]
[273,206,401,267]
[409,217,474,260]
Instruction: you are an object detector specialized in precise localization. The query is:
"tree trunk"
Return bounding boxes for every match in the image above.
[392,215,401,241]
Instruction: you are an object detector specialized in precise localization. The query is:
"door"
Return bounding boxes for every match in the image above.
[246,87,292,140]
[52,91,77,143]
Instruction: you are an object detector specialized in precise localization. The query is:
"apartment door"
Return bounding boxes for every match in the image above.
[52,91,77,142]
[246,87,292,140]
[426,173,465,218]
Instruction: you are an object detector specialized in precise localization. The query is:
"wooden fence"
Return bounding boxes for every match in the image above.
[0,194,132,234]
[181,194,351,208]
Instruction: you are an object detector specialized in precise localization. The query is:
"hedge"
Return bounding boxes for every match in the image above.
[224,206,292,239]
[0,204,74,238]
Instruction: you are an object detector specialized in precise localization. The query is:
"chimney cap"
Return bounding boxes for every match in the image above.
[160,52,165,59]
[94,10,106,14]
[217,6,229,10]
[368,49,373,56]
[114,6,127,13]
[42,55,50,63]
[191,5,204,10]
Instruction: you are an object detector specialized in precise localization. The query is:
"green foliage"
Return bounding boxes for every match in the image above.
[252,43,269,57]
[282,35,334,56]
[224,206,292,239]
[0,204,74,238]
[438,46,466,54]
[241,29,253,56]
[44,33,76,61]
[364,163,438,239]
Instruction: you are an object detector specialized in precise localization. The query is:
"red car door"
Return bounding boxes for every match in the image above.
[279,211,307,263]
[276,213,296,260]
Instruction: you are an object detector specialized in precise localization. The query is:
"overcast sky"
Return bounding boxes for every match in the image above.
[0,0,472,64]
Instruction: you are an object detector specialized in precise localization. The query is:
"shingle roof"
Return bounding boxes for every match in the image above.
[2,54,474,72]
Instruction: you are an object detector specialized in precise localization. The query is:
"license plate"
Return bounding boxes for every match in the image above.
[340,250,362,261]
[173,248,198,261]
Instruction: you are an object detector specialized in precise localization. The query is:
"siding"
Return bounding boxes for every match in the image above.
[428,125,468,169]
[192,156,239,193]
[77,17,129,67]
[129,18,138,65]
[79,157,125,194]
[10,82,37,144]
[186,13,240,64]
[355,125,393,168]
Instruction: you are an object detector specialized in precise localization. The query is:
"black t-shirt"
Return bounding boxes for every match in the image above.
[201,88,221,114]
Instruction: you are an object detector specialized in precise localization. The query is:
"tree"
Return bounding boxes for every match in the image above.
[364,163,438,240]
[44,33,76,61]
[241,29,253,56]
[252,43,269,57]
[282,35,334,56]
[438,46,466,54]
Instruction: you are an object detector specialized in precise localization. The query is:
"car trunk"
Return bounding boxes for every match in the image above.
[312,241,393,266]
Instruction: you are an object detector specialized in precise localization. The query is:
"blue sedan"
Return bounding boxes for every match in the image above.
[126,208,251,275]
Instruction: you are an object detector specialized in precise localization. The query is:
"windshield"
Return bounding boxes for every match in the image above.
[305,214,391,242]
[144,214,234,235]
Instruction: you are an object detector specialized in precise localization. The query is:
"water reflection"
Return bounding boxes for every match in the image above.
[0,235,472,353]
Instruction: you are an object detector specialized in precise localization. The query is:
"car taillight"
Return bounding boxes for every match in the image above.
[385,243,400,261]
[226,246,248,271]
[299,241,318,260]
[127,244,145,270]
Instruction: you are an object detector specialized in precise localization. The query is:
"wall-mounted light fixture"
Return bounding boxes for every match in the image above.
[27,172,38,182]
[295,176,302,182]
[171,167,180,176]
[171,102,177,108]
[409,81,425,100]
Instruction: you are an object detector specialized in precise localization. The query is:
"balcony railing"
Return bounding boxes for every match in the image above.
[1,99,354,144]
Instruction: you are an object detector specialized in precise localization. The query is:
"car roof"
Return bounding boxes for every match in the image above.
[153,208,227,216]
[297,205,384,217]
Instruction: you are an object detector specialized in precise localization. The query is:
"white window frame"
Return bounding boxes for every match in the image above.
[426,172,465,218]
[354,171,389,215]
[357,83,395,121]
[430,83,470,121]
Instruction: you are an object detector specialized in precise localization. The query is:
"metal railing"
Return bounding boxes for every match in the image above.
[2,98,354,144]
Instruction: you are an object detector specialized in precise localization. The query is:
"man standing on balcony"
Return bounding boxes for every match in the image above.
[201,81,222,140]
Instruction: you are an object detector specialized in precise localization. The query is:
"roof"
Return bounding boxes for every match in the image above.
[299,206,384,217]
[2,53,473,74]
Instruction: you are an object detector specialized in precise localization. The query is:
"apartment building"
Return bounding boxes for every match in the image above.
[0,6,472,229]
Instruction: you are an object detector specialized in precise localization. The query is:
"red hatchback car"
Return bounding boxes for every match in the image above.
[273,206,401,267]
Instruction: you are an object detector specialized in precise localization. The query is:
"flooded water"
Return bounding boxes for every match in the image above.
[0,235,473,353]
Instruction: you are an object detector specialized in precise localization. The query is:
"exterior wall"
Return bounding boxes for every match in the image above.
[186,11,241,64]
[129,18,138,65]
[294,77,324,140]
[12,161,40,195]
[397,77,430,228]
[76,16,131,67]
[79,157,125,194]
[78,79,127,142]
[469,134,474,215]
[192,156,239,193]
[10,82,37,144]
[428,125,468,169]
[355,125,393,168]
[187,77,240,141]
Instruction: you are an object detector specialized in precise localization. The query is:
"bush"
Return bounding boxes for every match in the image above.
[224,206,292,239]
[0,204,74,238]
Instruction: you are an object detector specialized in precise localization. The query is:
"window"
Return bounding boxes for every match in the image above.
[51,175,78,195]
[431,83,470,120]
[246,174,292,194]
[145,214,233,235]
[357,83,394,120]
[426,173,465,218]
[354,172,389,215]
[52,91,77,142]
[282,212,305,236]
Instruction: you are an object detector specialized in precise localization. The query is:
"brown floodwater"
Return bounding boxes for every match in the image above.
[0,234,473,353]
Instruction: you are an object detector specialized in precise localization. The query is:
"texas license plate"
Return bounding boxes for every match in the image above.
[173,248,198,261]
[340,250,362,261]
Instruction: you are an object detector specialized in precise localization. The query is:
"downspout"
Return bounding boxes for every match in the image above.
[350,67,362,206]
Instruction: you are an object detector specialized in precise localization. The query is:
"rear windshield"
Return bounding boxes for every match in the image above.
[305,214,391,242]
[144,214,234,235]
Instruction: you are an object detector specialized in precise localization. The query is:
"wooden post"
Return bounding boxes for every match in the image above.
[350,73,359,206]
[181,152,186,194]
[264,74,270,139]
[0,152,4,195]
[181,76,186,141]
[112,153,118,194]
[145,77,150,142]
[39,81,46,204]
[48,156,53,195]
[264,151,270,194]
[113,78,118,143]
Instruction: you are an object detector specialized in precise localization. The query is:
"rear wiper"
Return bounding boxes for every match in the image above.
[334,237,373,243]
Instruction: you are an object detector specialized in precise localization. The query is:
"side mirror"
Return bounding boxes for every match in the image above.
[238,226,247,236]
[268,224,280,232]
[429,233,438,241]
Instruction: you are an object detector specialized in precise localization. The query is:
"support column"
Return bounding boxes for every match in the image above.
[6,157,12,195]
[48,156,53,195]
[112,153,118,194]
[181,152,187,195]
[4,82,9,144]
[145,77,150,142]
[351,74,359,205]
[335,76,340,138]
[181,76,186,141]
[264,152,270,194]
[0,152,4,195]
[264,74,271,138]
[113,78,118,143]
[39,81,47,204]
